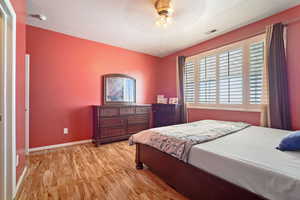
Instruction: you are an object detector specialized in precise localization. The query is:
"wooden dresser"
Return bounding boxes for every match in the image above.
[92,105,151,146]
[152,104,181,128]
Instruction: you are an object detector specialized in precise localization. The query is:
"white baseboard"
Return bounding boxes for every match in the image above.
[29,139,92,152]
[14,166,28,198]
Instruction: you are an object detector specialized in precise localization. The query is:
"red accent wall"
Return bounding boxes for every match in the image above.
[10,0,27,182]
[286,20,300,131]
[188,109,261,126]
[26,26,160,148]
[27,5,300,149]
[158,5,300,129]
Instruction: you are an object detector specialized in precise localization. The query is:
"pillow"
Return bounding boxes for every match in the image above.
[277,131,300,151]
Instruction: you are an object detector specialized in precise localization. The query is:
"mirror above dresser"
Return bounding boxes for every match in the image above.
[103,74,136,105]
[92,74,150,146]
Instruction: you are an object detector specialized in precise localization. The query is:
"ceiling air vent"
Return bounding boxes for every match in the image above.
[205,29,217,35]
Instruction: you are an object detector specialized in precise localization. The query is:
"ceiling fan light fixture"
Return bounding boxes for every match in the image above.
[154,0,173,27]
[156,15,172,27]
[167,7,174,14]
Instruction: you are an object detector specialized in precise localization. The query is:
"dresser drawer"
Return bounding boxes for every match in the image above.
[101,127,126,138]
[127,124,149,134]
[99,118,125,127]
[92,105,152,146]
[120,107,135,115]
[128,115,149,124]
[100,108,119,117]
[153,105,174,113]
[136,107,150,114]
[152,104,181,128]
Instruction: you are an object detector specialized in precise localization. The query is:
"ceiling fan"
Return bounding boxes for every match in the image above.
[153,0,174,27]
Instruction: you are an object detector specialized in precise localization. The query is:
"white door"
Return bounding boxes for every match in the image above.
[0,10,5,200]
[0,0,17,199]
[25,55,30,155]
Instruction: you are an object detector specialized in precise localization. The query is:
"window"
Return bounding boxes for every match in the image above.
[219,49,243,104]
[183,34,265,110]
[198,56,217,104]
[249,41,264,104]
[184,60,195,103]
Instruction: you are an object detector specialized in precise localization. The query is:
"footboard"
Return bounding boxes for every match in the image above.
[135,143,266,200]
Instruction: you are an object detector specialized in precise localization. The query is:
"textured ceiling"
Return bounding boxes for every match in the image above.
[27,0,300,57]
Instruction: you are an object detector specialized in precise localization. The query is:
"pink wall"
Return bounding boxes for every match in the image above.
[158,5,300,129]
[286,20,300,131]
[26,26,160,148]
[10,0,26,182]
[188,109,261,126]
[27,5,300,149]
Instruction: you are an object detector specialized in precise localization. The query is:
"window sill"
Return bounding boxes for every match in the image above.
[187,106,261,113]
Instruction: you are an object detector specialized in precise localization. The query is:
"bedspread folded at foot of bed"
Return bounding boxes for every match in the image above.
[129,120,250,162]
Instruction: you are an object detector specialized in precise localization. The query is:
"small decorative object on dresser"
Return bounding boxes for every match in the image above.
[157,95,168,104]
[169,97,178,104]
[92,105,151,146]
[152,104,181,128]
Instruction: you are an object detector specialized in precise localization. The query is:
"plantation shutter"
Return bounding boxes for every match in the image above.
[184,60,195,103]
[219,48,243,104]
[182,34,265,109]
[198,56,217,104]
[249,41,264,104]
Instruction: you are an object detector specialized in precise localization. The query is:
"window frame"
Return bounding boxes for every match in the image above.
[184,34,266,111]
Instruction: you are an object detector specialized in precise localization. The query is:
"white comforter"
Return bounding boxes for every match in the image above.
[189,126,300,200]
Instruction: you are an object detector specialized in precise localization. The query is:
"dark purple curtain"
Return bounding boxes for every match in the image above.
[268,23,291,130]
[178,56,187,123]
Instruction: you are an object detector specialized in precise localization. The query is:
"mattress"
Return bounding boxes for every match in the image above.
[188,126,300,200]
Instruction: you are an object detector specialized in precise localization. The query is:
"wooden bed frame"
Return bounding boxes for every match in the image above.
[135,143,267,200]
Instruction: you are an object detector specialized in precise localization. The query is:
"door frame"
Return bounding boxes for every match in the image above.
[0,0,17,199]
[0,6,5,200]
[25,54,30,155]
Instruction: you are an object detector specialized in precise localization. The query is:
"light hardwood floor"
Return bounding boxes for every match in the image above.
[17,141,187,200]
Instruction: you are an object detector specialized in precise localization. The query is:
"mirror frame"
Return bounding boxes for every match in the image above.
[103,74,136,105]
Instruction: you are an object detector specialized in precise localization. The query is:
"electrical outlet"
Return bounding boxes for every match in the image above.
[16,154,19,167]
[64,128,69,135]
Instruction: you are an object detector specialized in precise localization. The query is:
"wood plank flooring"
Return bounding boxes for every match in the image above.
[17,141,187,200]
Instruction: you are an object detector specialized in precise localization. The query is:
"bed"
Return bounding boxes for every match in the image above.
[130,121,300,200]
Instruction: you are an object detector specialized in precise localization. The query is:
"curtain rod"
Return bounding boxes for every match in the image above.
[185,17,300,58]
